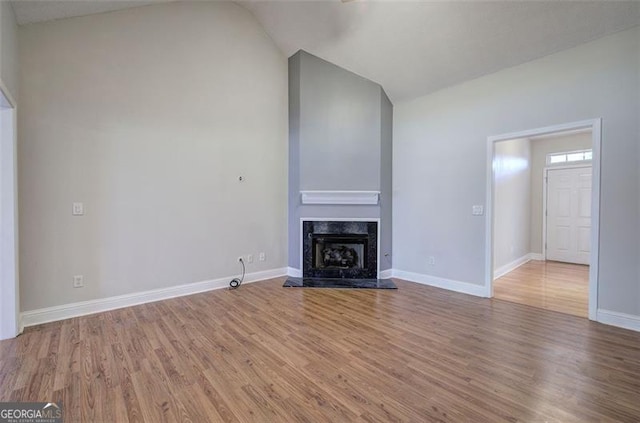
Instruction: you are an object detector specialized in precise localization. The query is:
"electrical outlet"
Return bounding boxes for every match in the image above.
[427,256,435,265]
[73,275,84,288]
[259,252,266,262]
[237,256,243,263]
[247,254,254,263]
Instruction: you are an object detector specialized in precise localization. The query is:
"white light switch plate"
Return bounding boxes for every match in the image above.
[72,202,84,216]
[472,205,484,216]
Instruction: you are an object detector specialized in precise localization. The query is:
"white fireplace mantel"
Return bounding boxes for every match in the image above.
[300,191,380,205]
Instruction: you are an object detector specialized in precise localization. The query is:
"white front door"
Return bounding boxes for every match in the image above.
[546,166,592,265]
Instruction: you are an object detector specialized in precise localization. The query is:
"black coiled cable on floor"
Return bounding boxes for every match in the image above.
[229,258,245,289]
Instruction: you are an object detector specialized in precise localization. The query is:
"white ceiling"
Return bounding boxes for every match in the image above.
[10,0,170,25]
[11,0,640,102]
[240,1,640,102]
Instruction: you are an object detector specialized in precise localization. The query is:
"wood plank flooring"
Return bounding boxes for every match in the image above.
[2,277,640,422]
[494,260,589,318]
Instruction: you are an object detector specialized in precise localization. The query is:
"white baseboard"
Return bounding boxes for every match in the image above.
[392,269,488,298]
[20,267,287,329]
[287,267,302,277]
[597,309,640,333]
[379,269,393,279]
[494,254,531,280]
[493,253,545,280]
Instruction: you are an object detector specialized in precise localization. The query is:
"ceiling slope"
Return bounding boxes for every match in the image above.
[11,0,171,25]
[240,0,640,102]
[10,0,640,102]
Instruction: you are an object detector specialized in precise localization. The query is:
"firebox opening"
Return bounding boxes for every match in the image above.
[312,235,368,270]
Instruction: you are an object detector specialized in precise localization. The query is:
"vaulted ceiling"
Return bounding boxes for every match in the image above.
[240,1,640,102]
[11,0,168,25]
[11,0,640,102]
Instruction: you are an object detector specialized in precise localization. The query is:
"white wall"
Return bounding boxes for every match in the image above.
[493,138,531,271]
[0,0,18,99]
[18,2,288,312]
[394,27,639,316]
[529,132,592,254]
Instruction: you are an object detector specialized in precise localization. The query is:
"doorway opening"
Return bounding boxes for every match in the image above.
[0,83,19,340]
[486,120,601,320]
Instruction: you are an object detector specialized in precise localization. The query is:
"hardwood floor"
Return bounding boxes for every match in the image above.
[2,277,639,422]
[494,260,589,318]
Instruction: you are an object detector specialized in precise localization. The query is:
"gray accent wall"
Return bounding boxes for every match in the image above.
[298,52,381,191]
[288,51,393,271]
[288,52,301,269]
[380,90,393,270]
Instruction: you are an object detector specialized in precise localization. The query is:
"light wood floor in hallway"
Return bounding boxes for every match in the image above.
[2,277,639,422]
[494,260,589,318]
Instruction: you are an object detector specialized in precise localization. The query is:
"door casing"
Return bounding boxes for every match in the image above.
[486,119,601,321]
[0,78,19,340]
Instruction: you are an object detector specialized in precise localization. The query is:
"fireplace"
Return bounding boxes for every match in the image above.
[302,220,377,279]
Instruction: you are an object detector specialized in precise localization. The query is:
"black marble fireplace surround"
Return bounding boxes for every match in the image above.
[283,220,396,289]
[302,220,378,279]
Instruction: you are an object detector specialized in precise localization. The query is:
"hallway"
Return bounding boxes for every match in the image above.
[494,260,589,318]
